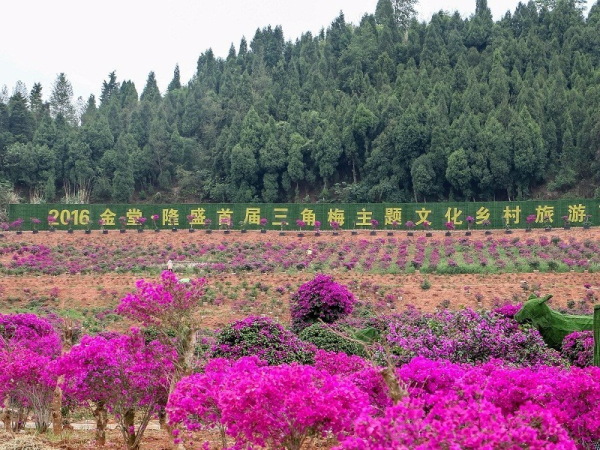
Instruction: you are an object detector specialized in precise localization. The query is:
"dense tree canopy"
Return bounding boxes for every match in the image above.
[2,0,600,203]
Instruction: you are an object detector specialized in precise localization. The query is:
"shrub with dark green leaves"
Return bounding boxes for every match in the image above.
[298,323,366,357]
[212,316,315,365]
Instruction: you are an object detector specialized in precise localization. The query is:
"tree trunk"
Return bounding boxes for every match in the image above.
[158,407,167,430]
[352,159,357,184]
[594,305,599,367]
[52,320,74,435]
[181,329,198,379]
[165,329,199,450]
[219,425,228,449]
[93,402,108,446]
[1,409,11,433]
[14,408,27,432]
[51,380,63,434]
[381,367,406,404]
[124,409,138,450]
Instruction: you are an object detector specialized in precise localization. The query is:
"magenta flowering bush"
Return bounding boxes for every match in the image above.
[168,357,263,448]
[296,219,306,229]
[186,214,196,228]
[55,329,175,449]
[370,219,379,229]
[10,218,23,230]
[170,357,369,450]
[0,313,62,357]
[395,358,600,448]
[336,394,575,450]
[386,308,562,366]
[220,217,231,229]
[116,271,207,383]
[445,221,455,230]
[290,273,356,332]
[212,316,316,365]
[314,220,321,231]
[0,346,58,432]
[561,331,594,367]
[221,361,370,450]
[314,350,391,413]
[405,220,415,229]
[117,271,207,329]
[0,313,62,432]
[493,303,523,319]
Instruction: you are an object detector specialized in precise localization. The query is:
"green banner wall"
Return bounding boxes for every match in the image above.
[7,200,599,231]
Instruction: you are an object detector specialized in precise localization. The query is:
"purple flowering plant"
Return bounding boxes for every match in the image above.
[290,273,356,332]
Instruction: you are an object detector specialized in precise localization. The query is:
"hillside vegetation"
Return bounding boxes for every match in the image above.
[1,0,600,205]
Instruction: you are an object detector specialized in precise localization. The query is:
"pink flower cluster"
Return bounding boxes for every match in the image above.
[55,329,175,410]
[290,273,356,332]
[116,270,207,328]
[385,307,562,366]
[168,356,369,450]
[0,313,62,432]
[561,330,594,367]
[392,358,600,448]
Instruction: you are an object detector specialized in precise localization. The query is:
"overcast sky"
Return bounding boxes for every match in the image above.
[0,0,578,103]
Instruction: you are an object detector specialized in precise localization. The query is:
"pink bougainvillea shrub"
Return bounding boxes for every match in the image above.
[386,307,562,366]
[394,358,600,449]
[222,362,369,450]
[169,357,369,450]
[168,357,263,448]
[116,270,207,380]
[290,273,356,332]
[0,313,61,432]
[561,330,594,368]
[314,350,391,413]
[55,329,175,449]
[335,396,576,450]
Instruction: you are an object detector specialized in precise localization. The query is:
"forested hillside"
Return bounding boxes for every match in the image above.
[1,0,600,205]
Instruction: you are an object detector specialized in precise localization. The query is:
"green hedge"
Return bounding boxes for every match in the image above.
[8,200,598,231]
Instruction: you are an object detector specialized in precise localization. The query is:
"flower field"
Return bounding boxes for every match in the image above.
[2,233,600,276]
[0,229,599,450]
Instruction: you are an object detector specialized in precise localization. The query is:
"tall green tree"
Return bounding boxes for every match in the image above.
[167,64,182,92]
[112,134,137,202]
[50,73,76,124]
[100,71,120,107]
[140,71,161,104]
[8,93,34,142]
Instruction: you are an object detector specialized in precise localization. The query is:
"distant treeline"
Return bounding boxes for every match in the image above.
[1,0,600,204]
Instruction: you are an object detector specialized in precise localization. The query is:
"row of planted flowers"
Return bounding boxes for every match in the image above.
[2,235,600,275]
[1,272,598,449]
